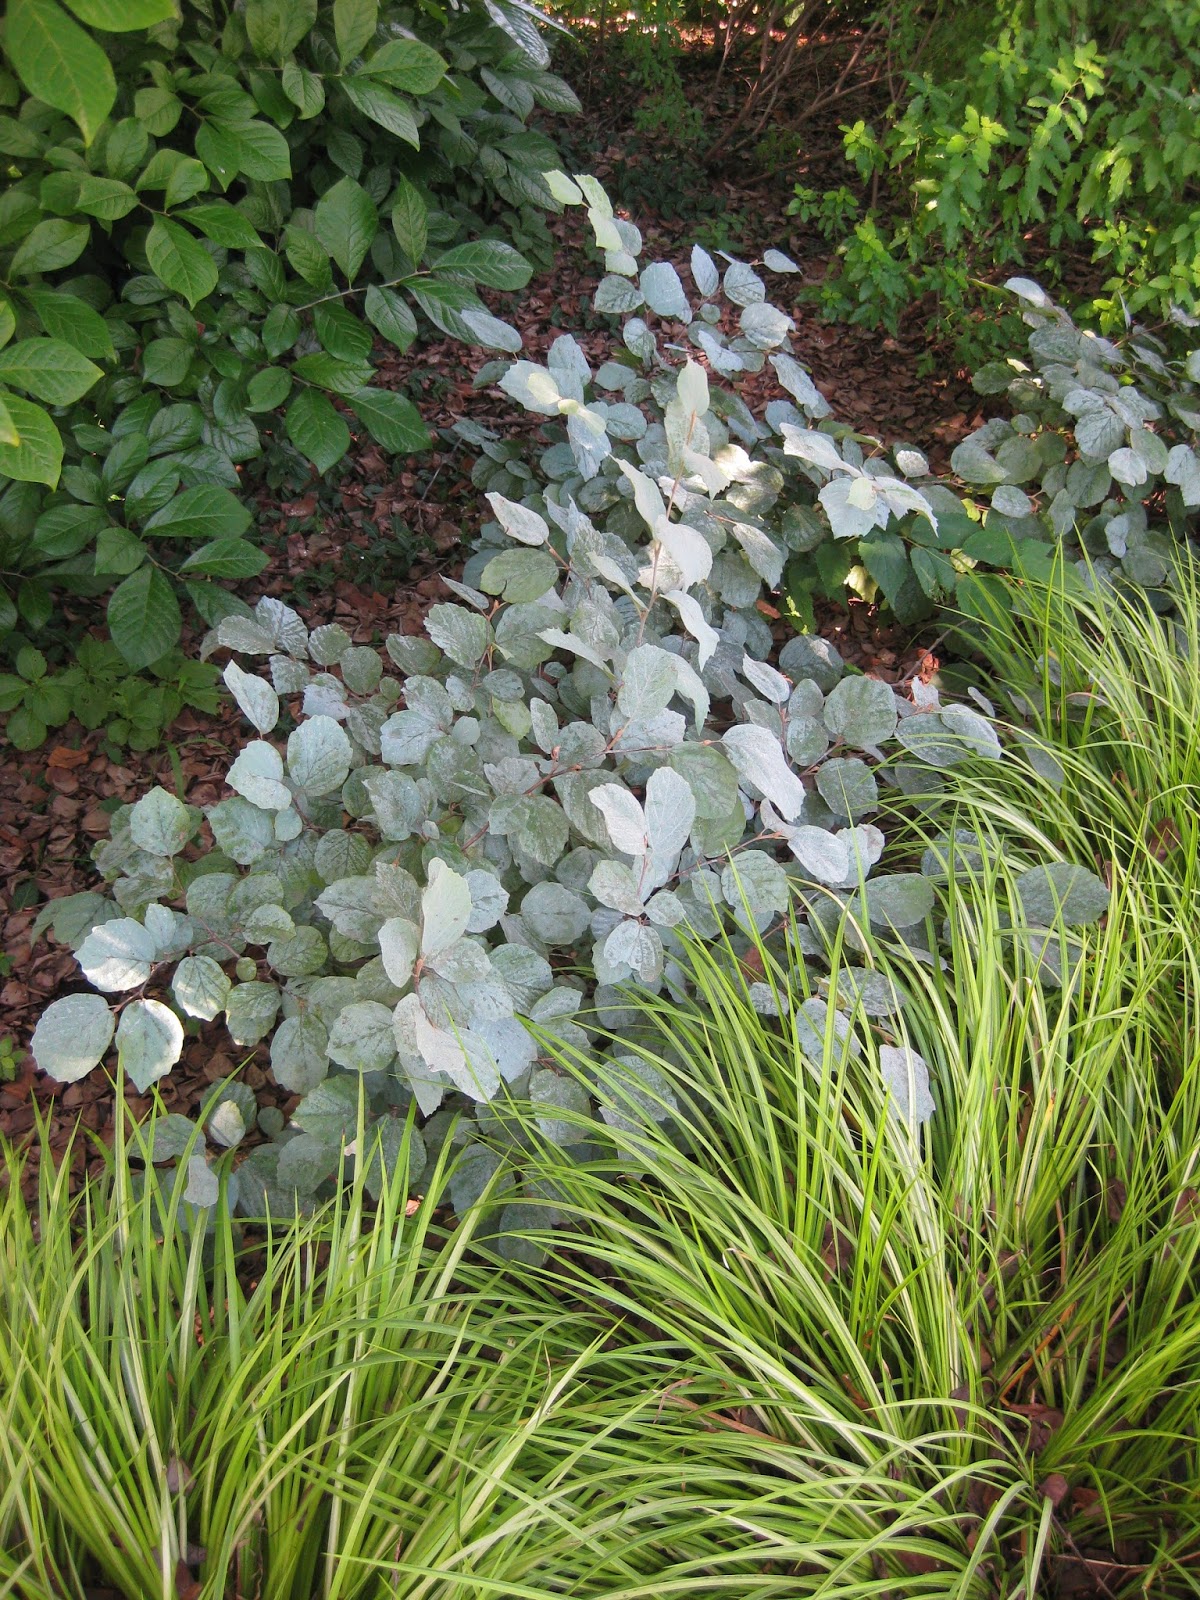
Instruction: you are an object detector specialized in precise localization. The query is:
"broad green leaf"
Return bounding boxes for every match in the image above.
[107,565,181,667]
[334,0,378,64]
[145,218,218,308]
[286,389,350,473]
[313,176,378,281]
[390,177,427,262]
[9,219,89,276]
[432,239,532,290]
[348,388,430,455]
[245,367,292,413]
[364,284,417,352]
[282,60,325,118]
[245,0,316,60]
[144,485,250,540]
[6,0,116,144]
[129,786,192,856]
[0,396,62,487]
[62,0,175,25]
[359,37,446,94]
[31,993,114,1082]
[340,77,418,147]
[179,202,264,249]
[0,339,101,405]
[23,289,115,358]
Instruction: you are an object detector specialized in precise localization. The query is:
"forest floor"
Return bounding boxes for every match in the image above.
[0,32,989,1188]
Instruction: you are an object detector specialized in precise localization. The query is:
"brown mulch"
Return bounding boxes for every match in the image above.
[0,91,981,1191]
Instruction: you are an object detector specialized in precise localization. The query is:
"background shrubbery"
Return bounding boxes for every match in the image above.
[0,0,576,744]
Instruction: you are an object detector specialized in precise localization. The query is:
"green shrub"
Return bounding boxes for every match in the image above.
[810,0,1200,346]
[0,0,577,737]
[29,173,1008,1225]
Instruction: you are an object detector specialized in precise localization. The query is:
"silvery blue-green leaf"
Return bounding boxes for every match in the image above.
[303,677,349,720]
[292,1075,360,1146]
[228,742,292,811]
[938,704,1002,760]
[819,475,879,540]
[485,491,550,545]
[763,248,799,273]
[644,765,695,865]
[823,675,898,748]
[603,402,647,442]
[1073,405,1125,460]
[472,1014,536,1081]
[420,859,473,959]
[31,994,115,1083]
[429,936,492,985]
[645,889,685,927]
[722,724,806,820]
[950,440,1008,485]
[666,742,738,821]
[623,316,656,362]
[697,327,746,377]
[787,825,851,885]
[785,715,828,766]
[287,715,352,796]
[863,874,934,929]
[225,981,280,1046]
[543,168,584,206]
[603,918,663,982]
[380,710,443,765]
[183,1154,220,1208]
[77,917,157,992]
[491,944,553,1011]
[612,709,685,754]
[1165,444,1200,506]
[498,360,563,415]
[531,1068,592,1144]
[150,1114,198,1163]
[781,425,845,475]
[207,1098,246,1149]
[771,354,830,417]
[726,522,784,587]
[741,653,790,704]
[172,955,230,1020]
[256,597,308,657]
[425,604,492,667]
[364,770,423,840]
[271,1013,330,1094]
[690,244,719,298]
[277,1133,340,1194]
[879,1045,934,1129]
[991,484,1032,517]
[129,786,193,857]
[116,998,184,1093]
[589,859,645,916]
[662,589,719,669]
[894,712,975,768]
[676,360,709,417]
[528,698,558,753]
[594,274,644,313]
[1014,862,1109,926]
[385,915,428,985]
[605,248,638,276]
[308,624,351,666]
[266,925,327,978]
[598,1055,678,1132]
[521,882,591,943]
[466,869,509,932]
[212,615,274,654]
[721,851,789,917]
[327,1000,396,1072]
[655,519,713,587]
[618,644,678,720]
[590,783,648,855]
[340,646,383,694]
[314,830,372,882]
[223,660,279,735]
[740,301,792,349]
[837,968,904,1018]
[778,634,843,693]
[460,307,523,352]
[1107,446,1147,487]
[451,1142,511,1213]
[143,904,192,961]
[723,261,765,306]
[639,262,691,322]
[816,757,878,819]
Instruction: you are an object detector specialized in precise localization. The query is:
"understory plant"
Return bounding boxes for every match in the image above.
[0,0,576,738]
[30,172,1014,1226]
[811,0,1200,344]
